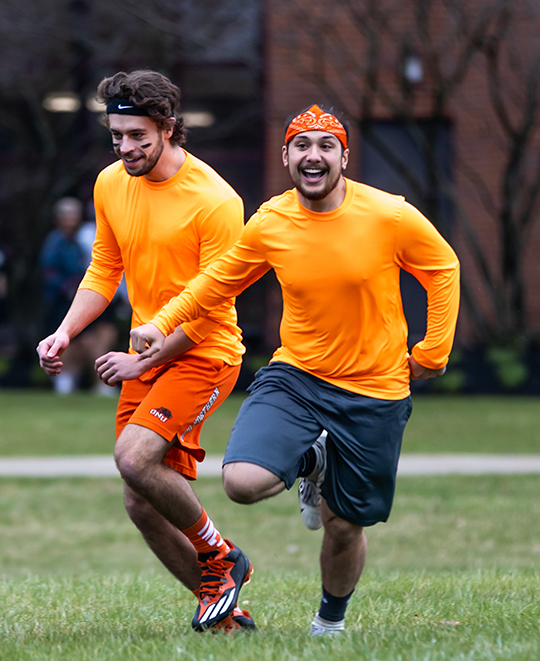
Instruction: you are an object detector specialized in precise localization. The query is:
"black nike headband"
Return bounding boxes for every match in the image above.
[106,98,150,116]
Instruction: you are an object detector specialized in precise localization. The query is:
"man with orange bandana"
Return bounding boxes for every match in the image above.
[131,104,461,635]
[37,70,255,634]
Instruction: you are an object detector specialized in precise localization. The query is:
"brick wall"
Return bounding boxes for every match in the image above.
[264,0,540,346]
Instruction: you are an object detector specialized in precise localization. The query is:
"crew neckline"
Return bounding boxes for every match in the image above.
[140,149,191,189]
[294,178,353,221]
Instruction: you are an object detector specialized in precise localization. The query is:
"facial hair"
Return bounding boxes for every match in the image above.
[117,133,165,177]
[294,165,342,201]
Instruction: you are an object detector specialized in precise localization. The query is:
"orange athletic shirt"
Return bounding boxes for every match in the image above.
[152,180,460,399]
[78,151,245,368]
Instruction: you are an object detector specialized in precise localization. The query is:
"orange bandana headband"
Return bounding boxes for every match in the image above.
[285,105,348,149]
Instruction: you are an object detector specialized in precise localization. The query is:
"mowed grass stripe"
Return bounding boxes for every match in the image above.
[0,475,538,576]
[0,390,540,456]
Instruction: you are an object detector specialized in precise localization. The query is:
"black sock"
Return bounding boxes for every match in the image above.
[297,447,316,477]
[318,586,354,622]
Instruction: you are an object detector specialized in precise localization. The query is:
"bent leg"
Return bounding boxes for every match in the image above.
[115,423,203,530]
[320,500,367,596]
[114,365,253,630]
[222,364,328,501]
[223,462,285,504]
[123,483,200,591]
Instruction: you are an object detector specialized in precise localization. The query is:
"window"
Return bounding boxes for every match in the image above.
[361,119,453,346]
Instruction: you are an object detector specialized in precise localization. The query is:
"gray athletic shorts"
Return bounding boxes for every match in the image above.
[223,362,412,527]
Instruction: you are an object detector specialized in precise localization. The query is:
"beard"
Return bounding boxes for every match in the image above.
[117,133,165,177]
[293,166,342,201]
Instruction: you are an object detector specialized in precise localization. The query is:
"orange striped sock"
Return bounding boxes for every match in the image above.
[182,509,231,556]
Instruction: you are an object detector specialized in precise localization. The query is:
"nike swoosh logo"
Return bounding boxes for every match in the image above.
[118,104,133,109]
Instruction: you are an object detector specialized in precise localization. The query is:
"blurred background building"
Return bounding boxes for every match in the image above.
[0,0,539,392]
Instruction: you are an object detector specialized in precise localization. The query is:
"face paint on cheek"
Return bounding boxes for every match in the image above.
[140,143,152,150]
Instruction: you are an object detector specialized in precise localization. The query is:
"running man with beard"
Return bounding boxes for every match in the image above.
[130,104,461,635]
[37,70,255,634]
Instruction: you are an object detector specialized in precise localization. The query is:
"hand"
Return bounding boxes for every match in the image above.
[36,331,70,377]
[409,355,446,380]
[95,351,150,386]
[130,323,165,358]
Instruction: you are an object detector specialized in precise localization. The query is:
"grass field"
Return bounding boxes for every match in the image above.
[1,475,539,576]
[1,571,538,660]
[0,475,539,659]
[0,390,539,658]
[1,389,540,455]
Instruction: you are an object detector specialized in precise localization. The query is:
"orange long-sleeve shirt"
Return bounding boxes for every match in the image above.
[151,180,460,398]
[78,151,245,367]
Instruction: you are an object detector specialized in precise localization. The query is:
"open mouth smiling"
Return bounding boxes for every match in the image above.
[301,168,327,183]
[123,155,144,166]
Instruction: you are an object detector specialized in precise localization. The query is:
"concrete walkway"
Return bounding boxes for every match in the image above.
[0,454,540,477]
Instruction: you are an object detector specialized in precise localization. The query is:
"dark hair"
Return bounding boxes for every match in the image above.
[284,103,350,146]
[97,70,187,146]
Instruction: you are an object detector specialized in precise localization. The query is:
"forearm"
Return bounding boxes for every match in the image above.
[130,278,240,357]
[138,327,196,368]
[97,326,197,385]
[152,274,239,337]
[411,266,460,369]
[57,288,110,339]
[152,218,270,337]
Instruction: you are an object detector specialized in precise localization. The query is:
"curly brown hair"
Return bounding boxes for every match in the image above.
[97,70,187,146]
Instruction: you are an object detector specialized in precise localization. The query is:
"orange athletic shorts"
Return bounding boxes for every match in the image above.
[115,354,240,480]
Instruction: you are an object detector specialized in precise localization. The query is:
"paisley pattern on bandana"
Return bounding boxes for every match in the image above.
[285,105,348,148]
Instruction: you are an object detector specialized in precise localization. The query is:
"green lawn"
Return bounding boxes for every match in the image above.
[0,391,539,658]
[0,389,539,455]
[1,571,538,660]
[0,475,539,577]
[0,475,539,659]
[0,389,240,456]
[403,396,540,454]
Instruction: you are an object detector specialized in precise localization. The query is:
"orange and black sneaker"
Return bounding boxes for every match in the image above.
[192,540,253,631]
[210,606,257,634]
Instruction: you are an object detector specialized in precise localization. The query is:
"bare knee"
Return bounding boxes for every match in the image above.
[326,517,364,543]
[114,425,166,490]
[223,476,260,504]
[115,436,144,487]
[322,504,365,550]
[222,463,258,503]
[222,462,284,504]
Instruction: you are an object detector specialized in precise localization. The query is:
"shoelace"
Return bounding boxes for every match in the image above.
[199,555,231,601]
